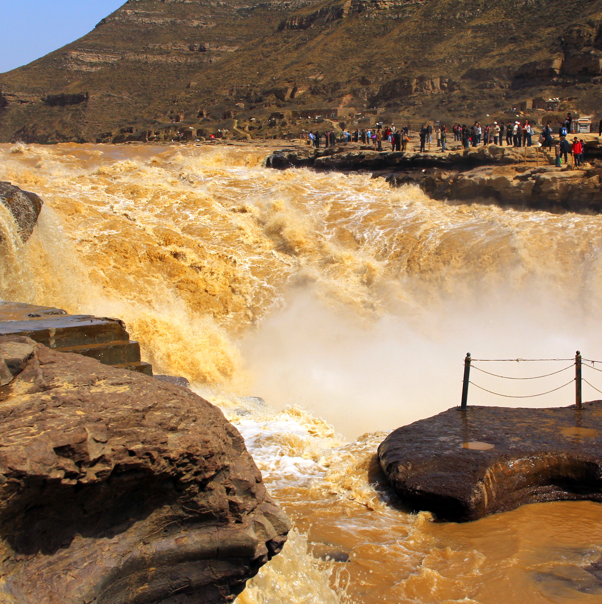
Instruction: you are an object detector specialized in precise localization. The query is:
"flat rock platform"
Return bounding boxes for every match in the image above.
[0,301,152,375]
[378,403,602,522]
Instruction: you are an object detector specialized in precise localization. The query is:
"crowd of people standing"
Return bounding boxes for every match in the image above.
[304,112,588,167]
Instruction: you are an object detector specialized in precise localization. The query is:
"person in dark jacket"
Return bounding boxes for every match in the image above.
[462,125,470,149]
[499,123,505,146]
[542,122,553,148]
[559,136,570,165]
[419,126,427,152]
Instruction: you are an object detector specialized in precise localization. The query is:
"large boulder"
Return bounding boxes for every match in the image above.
[0,336,289,604]
[0,182,43,243]
[379,403,602,523]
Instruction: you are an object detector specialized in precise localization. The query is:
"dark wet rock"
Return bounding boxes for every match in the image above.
[154,373,191,388]
[378,403,602,522]
[0,336,290,603]
[0,181,43,243]
[266,145,533,173]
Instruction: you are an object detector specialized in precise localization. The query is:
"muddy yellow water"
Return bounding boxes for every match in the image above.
[3,142,602,603]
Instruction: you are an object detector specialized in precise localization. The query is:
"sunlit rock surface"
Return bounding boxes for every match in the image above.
[0,336,289,604]
[0,182,43,243]
[378,403,602,522]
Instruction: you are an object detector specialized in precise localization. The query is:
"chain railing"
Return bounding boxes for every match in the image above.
[460,351,602,410]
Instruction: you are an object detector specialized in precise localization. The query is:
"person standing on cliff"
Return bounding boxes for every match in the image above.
[572,138,583,166]
[493,122,500,145]
[542,121,553,147]
[440,124,447,152]
[559,136,570,165]
[376,128,383,151]
[523,121,532,147]
[462,125,470,149]
[420,125,427,152]
[555,142,561,167]
[498,122,504,146]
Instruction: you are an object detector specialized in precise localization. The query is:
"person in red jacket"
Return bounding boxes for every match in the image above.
[572,138,583,166]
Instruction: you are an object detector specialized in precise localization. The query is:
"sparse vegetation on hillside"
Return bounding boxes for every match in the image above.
[1,0,602,142]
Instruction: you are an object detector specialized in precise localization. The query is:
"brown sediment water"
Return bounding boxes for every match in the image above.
[3,142,602,602]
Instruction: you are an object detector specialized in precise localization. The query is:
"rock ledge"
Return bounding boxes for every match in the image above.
[0,335,289,603]
[378,403,602,522]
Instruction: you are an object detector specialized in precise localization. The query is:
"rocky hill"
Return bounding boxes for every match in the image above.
[1,0,602,143]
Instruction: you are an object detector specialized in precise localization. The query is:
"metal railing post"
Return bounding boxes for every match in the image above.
[576,351,582,409]
[461,353,471,410]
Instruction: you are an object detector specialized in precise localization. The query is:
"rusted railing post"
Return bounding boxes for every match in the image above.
[576,351,582,409]
[461,353,471,410]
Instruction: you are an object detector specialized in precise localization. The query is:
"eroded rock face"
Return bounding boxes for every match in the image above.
[391,164,602,213]
[378,403,602,522]
[0,182,43,243]
[0,336,289,603]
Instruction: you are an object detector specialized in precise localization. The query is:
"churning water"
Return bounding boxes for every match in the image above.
[3,142,602,603]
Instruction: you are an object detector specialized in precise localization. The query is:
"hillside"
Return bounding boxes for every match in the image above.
[1,0,602,143]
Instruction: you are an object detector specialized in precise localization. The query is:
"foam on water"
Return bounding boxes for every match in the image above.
[4,143,602,603]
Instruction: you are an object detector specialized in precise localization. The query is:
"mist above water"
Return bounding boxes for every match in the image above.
[3,143,602,603]
[242,282,600,439]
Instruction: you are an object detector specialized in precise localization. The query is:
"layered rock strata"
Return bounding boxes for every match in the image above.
[0,336,289,603]
[0,182,43,244]
[267,145,602,214]
[0,301,153,376]
[389,165,602,213]
[378,403,602,522]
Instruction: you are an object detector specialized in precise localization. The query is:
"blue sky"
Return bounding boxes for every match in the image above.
[0,1,125,73]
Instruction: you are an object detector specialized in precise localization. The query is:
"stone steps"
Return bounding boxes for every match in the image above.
[0,301,153,376]
[0,316,130,349]
[58,340,142,366]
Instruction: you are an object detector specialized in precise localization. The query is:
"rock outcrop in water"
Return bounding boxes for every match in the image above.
[267,145,602,214]
[0,182,43,243]
[266,145,530,172]
[0,335,289,603]
[378,403,602,523]
[389,164,602,213]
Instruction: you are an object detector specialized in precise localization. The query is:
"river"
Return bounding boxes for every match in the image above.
[2,142,602,603]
